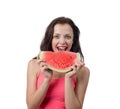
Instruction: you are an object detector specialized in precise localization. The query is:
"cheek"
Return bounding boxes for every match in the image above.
[52,39,57,48]
[67,40,73,49]
[69,39,73,46]
[51,39,54,48]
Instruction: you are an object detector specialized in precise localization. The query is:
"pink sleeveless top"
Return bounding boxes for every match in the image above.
[36,73,76,109]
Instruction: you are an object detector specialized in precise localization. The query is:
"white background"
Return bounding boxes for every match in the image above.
[0,0,120,109]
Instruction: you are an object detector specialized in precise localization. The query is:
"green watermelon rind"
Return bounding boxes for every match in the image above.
[39,51,81,73]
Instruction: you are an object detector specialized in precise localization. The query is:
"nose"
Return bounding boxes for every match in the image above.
[59,37,66,44]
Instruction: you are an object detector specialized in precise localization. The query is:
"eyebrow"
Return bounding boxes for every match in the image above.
[53,33,72,36]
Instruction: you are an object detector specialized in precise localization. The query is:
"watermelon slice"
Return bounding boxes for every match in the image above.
[39,51,81,73]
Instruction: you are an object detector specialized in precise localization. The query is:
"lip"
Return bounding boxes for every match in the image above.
[57,46,67,48]
[57,46,68,51]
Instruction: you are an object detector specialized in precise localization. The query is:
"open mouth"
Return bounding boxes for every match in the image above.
[57,46,68,51]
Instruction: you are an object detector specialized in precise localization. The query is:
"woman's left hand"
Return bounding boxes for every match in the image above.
[65,61,84,78]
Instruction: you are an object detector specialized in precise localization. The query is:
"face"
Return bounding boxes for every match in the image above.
[52,24,74,52]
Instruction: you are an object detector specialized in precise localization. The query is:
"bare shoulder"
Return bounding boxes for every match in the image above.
[27,59,38,75]
[27,59,38,72]
[76,66,90,81]
[28,59,37,66]
[80,66,90,75]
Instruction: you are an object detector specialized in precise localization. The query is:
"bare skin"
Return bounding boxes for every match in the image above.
[26,24,90,109]
[26,58,90,109]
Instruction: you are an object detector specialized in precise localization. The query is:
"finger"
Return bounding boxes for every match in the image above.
[74,62,80,70]
[76,60,84,65]
[79,60,85,66]
[66,67,77,78]
[41,65,48,70]
[40,65,48,72]
[36,59,46,64]
[71,65,77,73]
[40,62,48,68]
[76,61,85,68]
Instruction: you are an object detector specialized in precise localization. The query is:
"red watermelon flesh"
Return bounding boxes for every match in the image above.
[39,51,81,73]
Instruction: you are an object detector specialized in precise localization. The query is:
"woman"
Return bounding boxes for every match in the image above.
[26,17,90,109]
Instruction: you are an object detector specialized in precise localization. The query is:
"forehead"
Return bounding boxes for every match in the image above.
[54,24,73,34]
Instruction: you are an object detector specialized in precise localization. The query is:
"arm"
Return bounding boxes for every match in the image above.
[26,59,52,109]
[65,66,90,109]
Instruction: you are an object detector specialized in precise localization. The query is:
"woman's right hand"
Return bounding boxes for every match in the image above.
[37,59,53,81]
[26,58,53,109]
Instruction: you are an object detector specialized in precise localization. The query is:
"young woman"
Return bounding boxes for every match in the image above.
[26,17,90,109]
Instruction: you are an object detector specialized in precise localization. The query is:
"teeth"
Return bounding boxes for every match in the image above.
[57,47,67,51]
[59,48,65,51]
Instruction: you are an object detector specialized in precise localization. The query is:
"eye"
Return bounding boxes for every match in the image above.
[53,35,59,39]
[65,35,72,39]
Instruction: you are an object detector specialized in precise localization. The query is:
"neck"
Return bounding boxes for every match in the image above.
[52,71,65,78]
